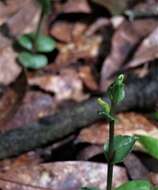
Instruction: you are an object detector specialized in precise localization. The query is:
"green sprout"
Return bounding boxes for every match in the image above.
[17,0,56,69]
[81,74,158,190]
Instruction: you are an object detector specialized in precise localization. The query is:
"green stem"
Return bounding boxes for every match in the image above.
[33,9,44,51]
[106,105,115,190]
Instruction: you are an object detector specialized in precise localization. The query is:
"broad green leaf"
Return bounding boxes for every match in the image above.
[18,52,48,69]
[114,180,152,190]
[81,188,100,190]
[37,0,51,14]
[107,74,125,104]
[137,135,158,159]
[104,135,136,163]
[97,98,110,114]
[17,34,33,51]
[155,188,158,190]
[35,35,56,53]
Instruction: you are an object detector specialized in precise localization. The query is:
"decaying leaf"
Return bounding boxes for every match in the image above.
[0,69,27,127]
[92,0,130,15]
[2,91,56,131]
[0,47,21,85]
[29,68,89,102]
[77,112,158,145]
[100,19,158,90]
[63,0,91,14]
[126,26,158,69]
[0,161,128,190]
[79,66,98,91]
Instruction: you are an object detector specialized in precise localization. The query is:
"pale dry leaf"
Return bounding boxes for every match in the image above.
[29,69,88,102]
[100,19,158,90]
[78,112,158,147]
[0,47,21,85]
[0,161,128,190]
[126,26,158,69]
[63,0,91,14]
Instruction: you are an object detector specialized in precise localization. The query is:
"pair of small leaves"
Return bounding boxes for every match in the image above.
[97,98,115,121]
[104,135,136,164]
[17,33,56,69]
[18,33,56,53]
[107,74,125,105]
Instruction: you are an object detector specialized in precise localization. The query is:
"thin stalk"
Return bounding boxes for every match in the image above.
[33,9,44,51]
[106,104,115,190]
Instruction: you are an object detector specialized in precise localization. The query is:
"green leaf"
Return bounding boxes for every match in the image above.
[137,135,158,159]
[154,188,158,190]
[35,35,56,53]
[98,111,115,122]
[18,52,48,69]
[97,98,110,114]
[104,135,136,163]
[37,0,51,14]
[150,111,158,121]
[17,34,33,51]
[107,74,125,104]
[114,180,152,190]
[81,188,100,190]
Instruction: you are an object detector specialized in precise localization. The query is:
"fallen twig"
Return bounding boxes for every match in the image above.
[0,70,158,159]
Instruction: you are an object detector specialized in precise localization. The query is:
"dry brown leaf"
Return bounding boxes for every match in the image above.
[29,69,88,102]
[100,19,158,90]
[0,69,27,128]
[63,0,91,14]
[1,91,56,131]
[0,161,128,190]
[0,47,21,85]
[0,0,32,25]
[50,21,73,43]
[77,112,158,145]
[126,26,158,69]
[55,35,102,68]
[79,66,98,91]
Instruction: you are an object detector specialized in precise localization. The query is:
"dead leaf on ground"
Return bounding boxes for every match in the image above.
[92,0,129,15]
[63,0,91,14]
[100,19,158,90]
[0,161,128,190]
[0,69,27,128]
[77,112,158,145]
[29,69,89,102]
[50,21,73,43]
[126,26,158,69]
[79,65,98,91]
[0,0,32,25]
[0,47,21,85]
[1,91,56,131]
[54,35,102,69]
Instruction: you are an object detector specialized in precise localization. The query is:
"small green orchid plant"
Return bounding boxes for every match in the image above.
[81,74,158,190]
[17,0,56,69]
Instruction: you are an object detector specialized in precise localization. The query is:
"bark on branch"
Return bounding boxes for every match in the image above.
[0,70,158,159]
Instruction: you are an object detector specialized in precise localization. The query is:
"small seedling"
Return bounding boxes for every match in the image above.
[81,74,158,190]
[17,0,56,69]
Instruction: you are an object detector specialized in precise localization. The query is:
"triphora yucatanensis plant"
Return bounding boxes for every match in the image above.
[17,0,56,69]
[81,74,158,190]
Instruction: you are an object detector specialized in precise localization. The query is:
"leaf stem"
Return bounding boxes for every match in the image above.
[106,105,115,190]
[33,9,44,51]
